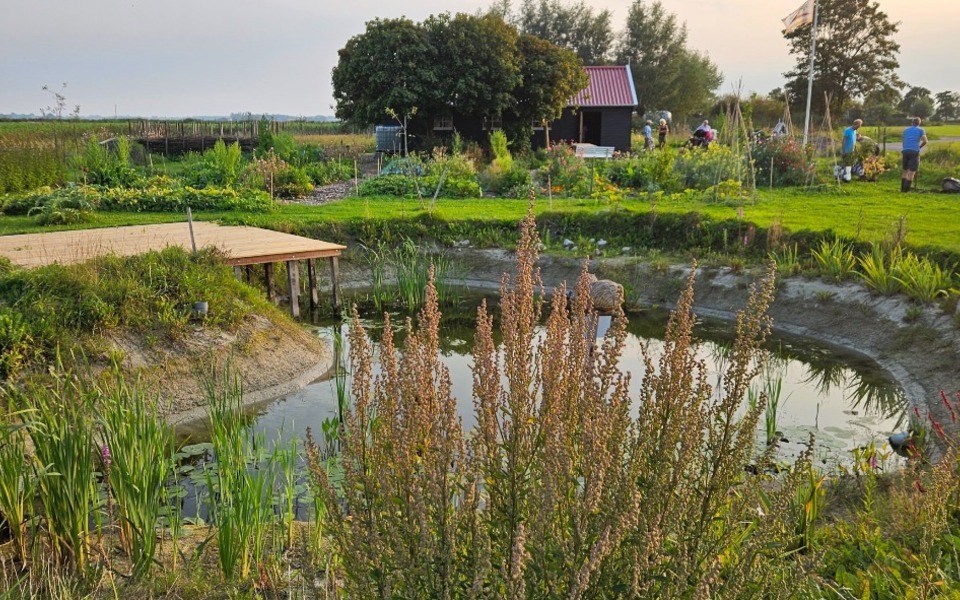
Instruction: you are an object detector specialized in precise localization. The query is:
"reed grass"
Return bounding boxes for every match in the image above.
[857,244,902,295]
[16,365,99,573]
[0,409,38,563]
[98,367,174,578]
[811,238,857,282]
[202,365,273,581]
[365,237,461,312]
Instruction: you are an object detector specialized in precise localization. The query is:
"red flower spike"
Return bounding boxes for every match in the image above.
[942,390,957,423]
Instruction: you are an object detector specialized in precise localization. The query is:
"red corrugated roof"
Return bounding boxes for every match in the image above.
[569,65,638,107]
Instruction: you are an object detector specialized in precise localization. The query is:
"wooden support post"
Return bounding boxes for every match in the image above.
[307,259,319,311]
[287,260,301,318]
[233,266,243,280]
[264,262,277,304]
[329,256,341,312]
[244,265,253,284]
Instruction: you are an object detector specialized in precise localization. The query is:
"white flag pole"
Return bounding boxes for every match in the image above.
[802,0,819,146]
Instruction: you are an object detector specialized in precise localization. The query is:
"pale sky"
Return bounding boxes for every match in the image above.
[0,0,956,118]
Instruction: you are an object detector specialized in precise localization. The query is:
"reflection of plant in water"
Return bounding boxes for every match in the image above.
[847,370,908,427]
[802,358,849,397]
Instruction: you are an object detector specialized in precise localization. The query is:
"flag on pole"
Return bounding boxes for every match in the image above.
[782,0,815,34]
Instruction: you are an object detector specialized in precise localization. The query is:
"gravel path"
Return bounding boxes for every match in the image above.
[290,180,356,206]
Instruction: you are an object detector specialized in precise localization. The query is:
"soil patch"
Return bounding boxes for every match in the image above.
[106,312,332,426]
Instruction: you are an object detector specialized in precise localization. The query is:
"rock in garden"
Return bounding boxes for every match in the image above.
[586,274,624,313]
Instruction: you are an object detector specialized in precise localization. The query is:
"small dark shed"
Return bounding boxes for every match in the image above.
[533,65,638,153]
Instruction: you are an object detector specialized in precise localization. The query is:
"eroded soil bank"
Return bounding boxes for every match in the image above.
[106,312,332,426]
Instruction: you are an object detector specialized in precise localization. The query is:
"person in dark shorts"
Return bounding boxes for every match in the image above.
[658,118,669,149]
[900,117,928,192]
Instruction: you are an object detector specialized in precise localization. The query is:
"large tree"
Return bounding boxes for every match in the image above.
[425,13,522,119]
[899,86,934,119]
[331,12,585,146]
[507,33,589,147]
[615,0,720,119]
[935,91,960,122]
[507,0,614,65]
[783,0,902,118]
[331,18,439,125]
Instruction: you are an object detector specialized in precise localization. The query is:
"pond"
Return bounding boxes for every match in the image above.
[177,297,908,469]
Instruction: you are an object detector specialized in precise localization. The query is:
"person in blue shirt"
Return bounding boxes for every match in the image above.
[643,120,654,150]
[840,118,863,182]
[900,117,928,192]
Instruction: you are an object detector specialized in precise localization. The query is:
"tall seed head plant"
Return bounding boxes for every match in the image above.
[309,206,808,598]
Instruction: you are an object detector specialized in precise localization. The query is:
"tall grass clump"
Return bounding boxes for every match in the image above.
[0,408,38,563]
[811,238,857,282]
[893,251,954,303]
[98,367,174,578]
[13,365,99,573]
[308,206,809,596]
[857,244,902,295]
[0,146,65,193]
[366,238,459,312]
[202,365,273,581]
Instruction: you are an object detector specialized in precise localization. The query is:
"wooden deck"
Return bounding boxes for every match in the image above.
[0,222,346,316]
[0,222,344,269]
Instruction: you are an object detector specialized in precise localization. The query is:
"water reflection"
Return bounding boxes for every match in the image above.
[177,297,907,468]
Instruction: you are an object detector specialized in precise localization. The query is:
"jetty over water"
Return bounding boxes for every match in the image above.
[0,222,345,317]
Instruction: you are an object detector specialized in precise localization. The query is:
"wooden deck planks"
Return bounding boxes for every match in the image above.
[0,222,345,269]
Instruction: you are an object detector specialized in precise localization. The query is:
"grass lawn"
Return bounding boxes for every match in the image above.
[225,177,960,255]
[2,169,958,258]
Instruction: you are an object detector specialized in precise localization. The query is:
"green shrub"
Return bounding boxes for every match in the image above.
[480,164,530,195]
[76,135,141,187]
[0,147,65,193]
[304,159,353,185]
[182,140,244,188]
[674,144,743,190]
[605,149,681,193]
[359,173,481,199]
[540,142,590,196]
[751,136,814,187]
[97,181,274,212]
[272,165,314,198]
[489,129,513,172]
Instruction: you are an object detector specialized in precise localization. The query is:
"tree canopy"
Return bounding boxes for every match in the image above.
[501,0,614,66]
[331,12,585,143]
[783,0,902,118]
[615,0,722,120]
[331,18,438,126]
[935,91,960,122]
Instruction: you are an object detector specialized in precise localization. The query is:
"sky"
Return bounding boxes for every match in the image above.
[1,0,957,118]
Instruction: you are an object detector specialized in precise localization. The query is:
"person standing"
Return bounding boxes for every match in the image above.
[658,118,669,150]
[643,120,655,151]
[840,118,863,182]
[900,117,928,192]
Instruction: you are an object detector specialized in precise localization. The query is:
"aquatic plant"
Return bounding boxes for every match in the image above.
[98,367,174,578]
[811,238,857,283]
[18,366,99,573]
[202,366,273,581]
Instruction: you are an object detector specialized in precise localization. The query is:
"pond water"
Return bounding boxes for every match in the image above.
[178,298,907,469]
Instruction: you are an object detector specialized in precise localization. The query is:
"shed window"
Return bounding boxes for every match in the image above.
[484,115,503,130]
[433,115,453,130]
